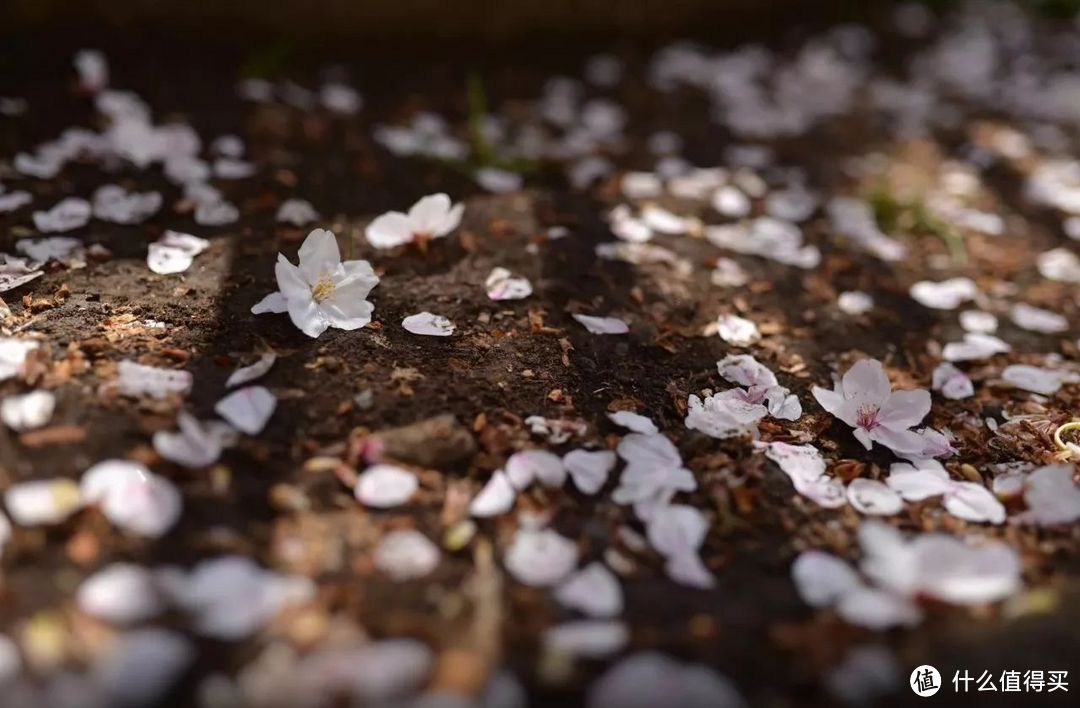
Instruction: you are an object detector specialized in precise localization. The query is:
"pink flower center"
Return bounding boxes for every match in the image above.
[855,404,881,431]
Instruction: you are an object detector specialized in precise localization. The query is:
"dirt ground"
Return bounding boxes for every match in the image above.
[1,8,1079,708]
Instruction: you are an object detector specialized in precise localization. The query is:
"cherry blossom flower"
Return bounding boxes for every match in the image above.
[268,229,379,338]
[812,358,932,456]
[365,194,464,249]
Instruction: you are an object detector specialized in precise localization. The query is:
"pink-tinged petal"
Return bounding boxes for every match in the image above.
[274,255,310,301]
[365,211,412,248]
[868,426,926,456]
[812,385,856,426]
[912,535,1020,604]
[877,389,931,429]
[296,229,340,284]
[943,483,1005,524]
[287,295,329,338]
[841,359,891,404]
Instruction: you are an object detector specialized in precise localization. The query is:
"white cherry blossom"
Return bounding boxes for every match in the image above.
[365,194,464,249]
[271,229,379,338]
[813,358,932,456]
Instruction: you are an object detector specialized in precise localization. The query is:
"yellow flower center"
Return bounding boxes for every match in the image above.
[311,276,336,303]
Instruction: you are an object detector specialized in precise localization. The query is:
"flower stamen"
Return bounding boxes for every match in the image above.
[311,277,336,303]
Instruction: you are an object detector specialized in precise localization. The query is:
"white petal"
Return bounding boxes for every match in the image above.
[504,528,578,587]
[943,483,1006,524]
[931,362,974,400]
[506,449,565,489]
[1009,302,1068,334]
[554,562,623,617]
[225,353,276,388]
[606,410,658,434]
[4,478,81,525]
[886,461,951,501]
[296,228,341,284]
[251,291,288,315]
[909,278,978,310]
[469,472,516,517]
[77,563,164,624]
[94,630,194,707]
[485,267,533,301]
[912,535,1020,604]
[214,386,276,435]
[665,551,716,589]
[791,551,861,607]
[715,314,760,346]
[117,360,192,399]
[846,479,903,516]
[80,460,182,538]
[355,465,418,508]
[402,312,454,336]
[646,504,708,558]
[836,586,922,630]
[572,314,629,334]
[1002,364,1074,395]
[1016,464,1080,526]
[374,530,440,581]
[563,449,616,495]
[366,212,413,248]
[0,390,55,430]
[587,653,746,708]
[716,354,778,388]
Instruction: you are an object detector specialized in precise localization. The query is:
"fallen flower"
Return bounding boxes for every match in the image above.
[215,386,276,435]
[271,229,379,338]
[402,312,455,336]
[365,193,464,249]
[812,358,932,456]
